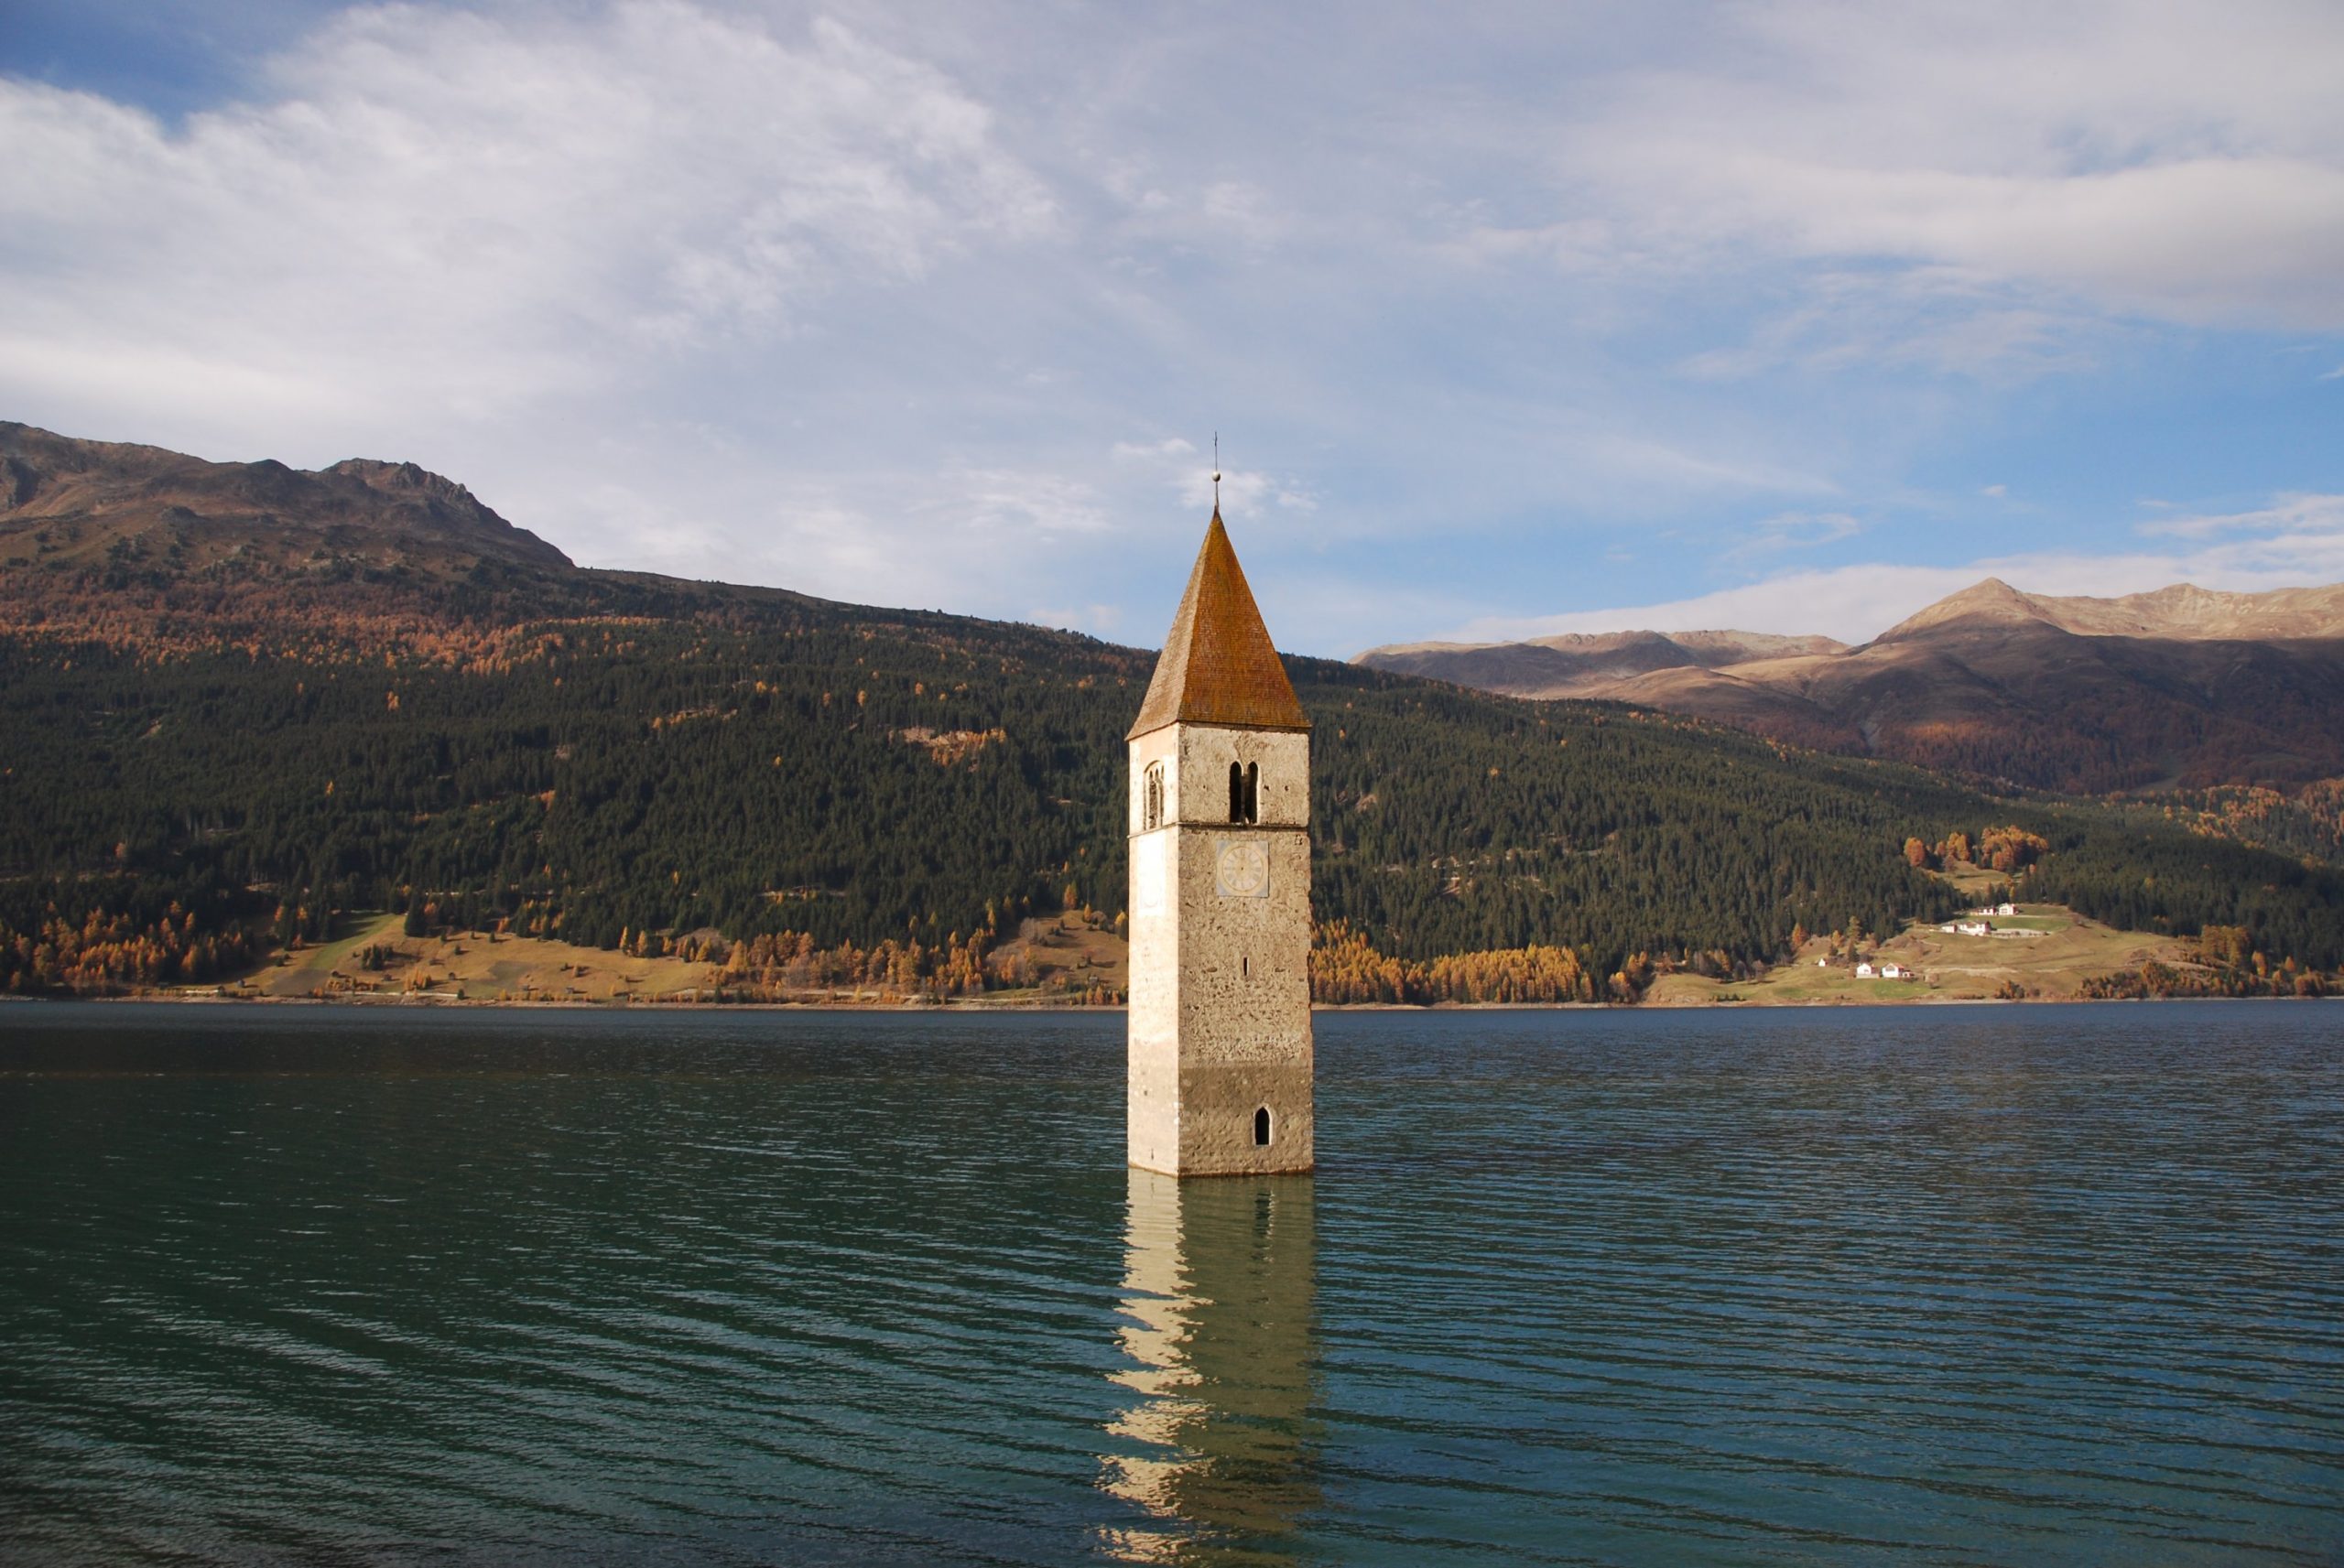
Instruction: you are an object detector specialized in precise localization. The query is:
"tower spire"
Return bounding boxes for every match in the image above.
[1126,511,1308,741]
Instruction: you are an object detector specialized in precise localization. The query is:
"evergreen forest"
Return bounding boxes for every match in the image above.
[7,567,2343,999]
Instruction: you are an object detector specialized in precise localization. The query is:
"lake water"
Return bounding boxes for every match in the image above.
[1,1002,2339,1565]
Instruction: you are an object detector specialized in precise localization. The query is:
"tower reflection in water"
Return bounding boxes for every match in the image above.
[1099,1168,1320,1564]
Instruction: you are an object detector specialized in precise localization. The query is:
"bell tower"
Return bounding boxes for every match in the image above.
[1126,509,1313,1175]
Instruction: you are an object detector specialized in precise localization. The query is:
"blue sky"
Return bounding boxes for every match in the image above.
[4,0,2340,655]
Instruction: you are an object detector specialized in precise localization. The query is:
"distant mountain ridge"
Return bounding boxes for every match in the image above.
[1876,577,2344,643]
[0,421,762,659]
[1359,578,2344,793]
[1364,628,1850,695]
[0,420,572,576]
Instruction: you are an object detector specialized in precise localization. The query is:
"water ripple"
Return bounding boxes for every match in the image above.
[1,1001,2339,1564]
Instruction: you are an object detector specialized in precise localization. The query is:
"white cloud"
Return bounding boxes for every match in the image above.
[1680,155,2344,329]
[1111,438,1198,461]
[1434,491,2344,646]
[2138,492,2344,540]
[0,4,1053,436]
[1670,268,2119,382]
[1492,0,2344,364]
[1723,510,1862,561]
[917,469,1111,538]
[536,460,1122,612]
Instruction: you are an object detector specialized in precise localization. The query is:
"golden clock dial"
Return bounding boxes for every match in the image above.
[1215,838,1269,898]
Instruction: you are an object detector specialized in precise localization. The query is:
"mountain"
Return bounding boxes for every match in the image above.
[1358,628,1849,697]
[1358,578,2344,793]
[0,420,841,662]
[1878,578,2344,642]
[5,422,2341,998]
[1,420,570,576]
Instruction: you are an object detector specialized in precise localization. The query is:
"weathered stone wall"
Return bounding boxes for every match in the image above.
[1177,727,1308,828]
[1129,727,1178,835]
[1130,725,1307,832]
[1128,721,1314,1176]
[1127,728,1183,1172]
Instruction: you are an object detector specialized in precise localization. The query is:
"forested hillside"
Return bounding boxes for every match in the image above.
[5,422,2341,999]
[8,598,2344,999]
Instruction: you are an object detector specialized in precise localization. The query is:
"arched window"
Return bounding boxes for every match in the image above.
[1143,762,1165,831]
[1228,761,1260,824]
[1253,1106,1273,1146]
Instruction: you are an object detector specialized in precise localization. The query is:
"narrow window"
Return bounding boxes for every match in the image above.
[1241,955,1249,979]
[1253,1106,1272,1146]
[1143,762,1164,831]
[1229,760,1260,824]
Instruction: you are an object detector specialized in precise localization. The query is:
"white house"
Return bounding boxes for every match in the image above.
[1880,962,1910,979]
[1855,961,1876,978]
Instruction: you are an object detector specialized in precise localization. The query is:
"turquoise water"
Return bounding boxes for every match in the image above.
[1,1002,2339,1564]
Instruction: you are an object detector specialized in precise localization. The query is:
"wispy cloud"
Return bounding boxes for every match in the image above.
[2138,492,2344,539]
[923,470,1112,538]
[1432,491,2344,647]
[3,0,2340,659]
[1722,510,1863,561]
[0,5,1053,429]
[1493,0,2344,377]
[1111,436,1315,520]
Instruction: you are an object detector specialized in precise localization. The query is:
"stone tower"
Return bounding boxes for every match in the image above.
[1126,510,1313,1175]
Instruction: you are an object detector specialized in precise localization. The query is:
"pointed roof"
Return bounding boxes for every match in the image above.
[1128,511,1310,740]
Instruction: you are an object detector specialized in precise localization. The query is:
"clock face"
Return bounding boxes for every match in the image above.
[1215,838,1269,899]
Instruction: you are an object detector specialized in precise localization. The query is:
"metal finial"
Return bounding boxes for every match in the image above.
[1212,432,1221,512]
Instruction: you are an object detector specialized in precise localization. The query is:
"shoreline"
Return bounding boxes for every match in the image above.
[2,992,2332,1011]
[16,901,2306,1013]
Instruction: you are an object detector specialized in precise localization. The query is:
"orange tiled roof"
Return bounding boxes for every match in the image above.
[1127,511,1309,740]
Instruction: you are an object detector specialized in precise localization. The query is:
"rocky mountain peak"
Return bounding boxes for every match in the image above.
[0,421,571,572]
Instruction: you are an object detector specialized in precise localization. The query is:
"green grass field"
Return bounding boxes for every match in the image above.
[1646,903,2198,1005]
[210,898,2188,1009]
